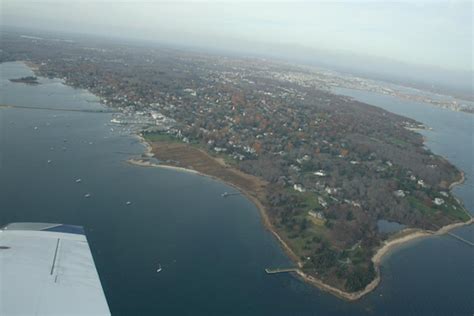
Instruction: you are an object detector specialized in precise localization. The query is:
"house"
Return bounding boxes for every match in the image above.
[418,179,426,188]
[325,187,337,195]
[308,210,325,220]
[318,197,328,208]
[394,190,406,198]
[433,198,445,206]
[213,147,227,153]
[289,164,301,172]
[351,201,361,208]
[293,184,306,193]
[314,170,326,177]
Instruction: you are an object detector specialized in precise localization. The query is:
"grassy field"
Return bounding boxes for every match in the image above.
[407,195,470,222]
[143,132,180,143]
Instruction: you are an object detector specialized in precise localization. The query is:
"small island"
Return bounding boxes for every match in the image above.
[9,76,39,85]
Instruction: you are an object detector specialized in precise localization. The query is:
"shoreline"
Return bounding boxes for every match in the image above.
[129,134,304,267]
[298,215,473,301]
[449,170,465,190]
[127,158,199,174]
[14,60,472,301]
[129,134,473,301]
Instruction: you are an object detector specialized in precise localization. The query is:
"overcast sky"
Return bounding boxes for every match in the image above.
[1,0,472,72]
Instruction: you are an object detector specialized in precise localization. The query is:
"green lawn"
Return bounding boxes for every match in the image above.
[142,132,179,142]
[407,195,471,222]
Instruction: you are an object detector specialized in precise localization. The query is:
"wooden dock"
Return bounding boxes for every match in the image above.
[431,223,474,247]
[265,267,298,274]
[446,232,474,247]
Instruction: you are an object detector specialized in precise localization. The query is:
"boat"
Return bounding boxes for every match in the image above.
[47,160,52,164]
[126,201,132,205]
[84,193,91,198]
[156,264,162,273]
[75,179,82,183]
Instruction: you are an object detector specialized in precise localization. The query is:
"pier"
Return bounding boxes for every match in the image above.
[446,231,474,247]
[431,223,474,247]
[265,267,298,274]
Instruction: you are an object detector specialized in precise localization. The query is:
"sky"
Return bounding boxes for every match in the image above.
[1,0,472,86]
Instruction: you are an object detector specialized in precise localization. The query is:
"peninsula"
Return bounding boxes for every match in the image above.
[2,31,471,299]
[135,132,471,300]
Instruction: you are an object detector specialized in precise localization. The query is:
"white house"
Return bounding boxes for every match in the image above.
[308,210,325,220]
[294,184,306,193]
[318,197,328,208]
[314,170,326,177]
[394,190,406,198]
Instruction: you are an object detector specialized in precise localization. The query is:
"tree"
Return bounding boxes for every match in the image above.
[346,210,354,221]
[345,264,375,292]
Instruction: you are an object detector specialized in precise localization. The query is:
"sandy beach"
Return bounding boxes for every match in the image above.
[127,158,199,174]
[449,171,465,190]
[295,215,473,301]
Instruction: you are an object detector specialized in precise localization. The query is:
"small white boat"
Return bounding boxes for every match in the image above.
[126,201,132,205]
[47,160,52,164]
[84,193,91,198]
[75,179,82,183]
[156,264,162,273]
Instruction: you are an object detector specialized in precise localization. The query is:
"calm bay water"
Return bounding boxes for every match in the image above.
[0,62,472,315]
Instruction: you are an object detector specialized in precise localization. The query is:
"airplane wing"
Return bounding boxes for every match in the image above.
[0,222,111,316]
